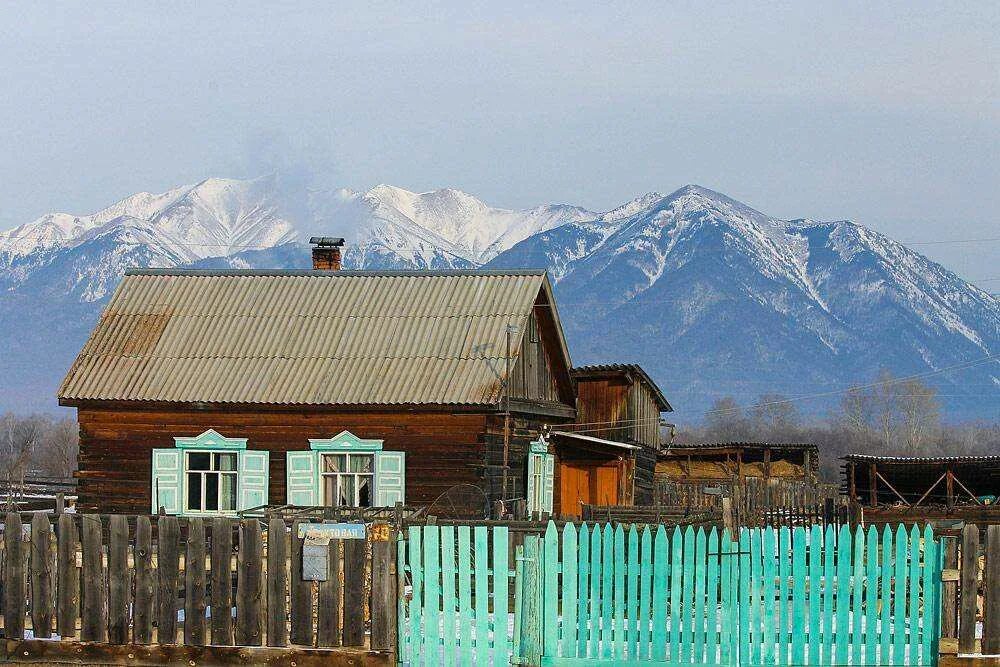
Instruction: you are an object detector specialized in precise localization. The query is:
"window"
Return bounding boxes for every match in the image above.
[185,451,238,513]
[286,431,405,507]
[150,429,269,515]
[321,452,374,507]
[526,439,554,515]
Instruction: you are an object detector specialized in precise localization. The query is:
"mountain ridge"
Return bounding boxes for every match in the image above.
[1,178,996,420]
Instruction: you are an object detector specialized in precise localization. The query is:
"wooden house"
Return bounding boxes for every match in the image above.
[58,255,593,517]
[549,364,672,518]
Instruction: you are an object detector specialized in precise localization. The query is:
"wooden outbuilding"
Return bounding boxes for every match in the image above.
[551,364,673,517]
[58,263,585,517]
[656,442,819,484]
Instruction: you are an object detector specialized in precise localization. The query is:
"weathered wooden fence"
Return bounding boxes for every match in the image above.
[0,512,395,663]
[939,524,1000,656]
[401,521,944,666]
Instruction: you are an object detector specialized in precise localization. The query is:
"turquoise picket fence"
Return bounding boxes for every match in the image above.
[399,522,943,666]
[398,524,514,666]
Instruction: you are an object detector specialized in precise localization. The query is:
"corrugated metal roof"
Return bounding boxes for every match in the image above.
[571,363,673,411]
[664,442,818,450]
[59,269,570,407]
[842,454,1000,464]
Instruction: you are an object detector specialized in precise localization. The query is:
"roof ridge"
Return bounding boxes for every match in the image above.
[125,268,548,278]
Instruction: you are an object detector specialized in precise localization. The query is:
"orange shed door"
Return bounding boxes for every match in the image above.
[559,463,591,519]
[594,465,620,506]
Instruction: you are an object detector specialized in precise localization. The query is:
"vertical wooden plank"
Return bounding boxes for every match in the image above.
[423,526,441,658]
[821,524,836,664]
[183,517,206,646]
[439,525,456,666]
[236,519,263,646]
[613,524,626,659]
[371,526,396,652]
[80,514,106,642]
[343,538,366,646]
[705,527,720,665]
[851,526,866,667]
[474,526,490,667]
[266,518,288,647]
[638,526,653,661]
[107,514,130,644]
[3,513,25,640]
[157,515,180,644]
[880,525,894,665]
[512,543,524,662]
[211,518,234,646]
[864,525,880,666]
[317,539,341,647]
[984,525,1000,656]
[408,527,425,664]
[694,527,709,663]
[492,526,510,666]
[625,525,638,659]
[457,526,472,665]
[790,527,806,667]
[651,525,669,662]
[958,524,979,655]
[561,523,579,659]
[738,528,752,665]
[57,514,80,640]
[29,513,54,639]
[682,526,697,663]
[892,524,908,664]
[834,524,852,665]
[133,516,153,644]
[543,522,560,658]
[761,528,776,665]
[576,523,590,658]
[941,538,958,642]
[907,524,921,664]
[520,535,542,666]
[588,523,602,658]
[922,524,941,664]
[719,529,734,666]
[747,528,762,665]
[600,523,614,658]
[808,524,823,665]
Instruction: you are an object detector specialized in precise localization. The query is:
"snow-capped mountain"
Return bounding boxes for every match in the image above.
[0,179,996,421]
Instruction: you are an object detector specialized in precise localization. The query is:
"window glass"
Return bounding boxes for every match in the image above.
[215,453,237,471]
[187,472,203,510]
[220,474,237,511]
[189,452,211,470]
[339,475,356,506]
[358,476,371,506]
[205,474,219,511]
[350,455,373,473]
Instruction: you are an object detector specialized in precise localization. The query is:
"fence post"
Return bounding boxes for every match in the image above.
[211,517,234,645]
[344,538,366,646]
[317,538,342,647]
[959,524,979,654]
[157,516,180,644]
[289,520,313,646]
[941,538,958,643]
[985,525,1000,655]
[371,522,397,652]
[519,534,542,665]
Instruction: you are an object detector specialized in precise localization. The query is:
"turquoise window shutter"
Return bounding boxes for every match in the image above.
[238,450,270,511]
[526,452,540,514]
[151,449,182,514]
[374,451,405,506]
[542,453,555,514]
[286,451,318,506]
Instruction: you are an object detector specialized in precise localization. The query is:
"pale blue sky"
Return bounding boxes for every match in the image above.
[1,2,997,288]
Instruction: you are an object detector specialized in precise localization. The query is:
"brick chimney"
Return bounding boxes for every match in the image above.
[309,237,345,270]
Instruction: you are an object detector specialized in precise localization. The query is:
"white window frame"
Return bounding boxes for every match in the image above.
[183,449,239,515]
[320,451,376,508]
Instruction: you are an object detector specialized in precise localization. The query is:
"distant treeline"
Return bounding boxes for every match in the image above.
[676,370,999,481]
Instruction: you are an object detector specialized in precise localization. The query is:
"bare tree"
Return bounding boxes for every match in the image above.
[0,413,43,510]
[749,393,801,440]
[703,396,750,442]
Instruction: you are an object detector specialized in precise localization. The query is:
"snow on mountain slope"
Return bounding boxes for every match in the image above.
[0,178,996,420]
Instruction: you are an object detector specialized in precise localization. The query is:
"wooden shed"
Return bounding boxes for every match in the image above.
[552,364,672,517]
[656,442,819,484]
[58,264,581,517]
